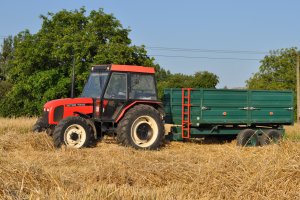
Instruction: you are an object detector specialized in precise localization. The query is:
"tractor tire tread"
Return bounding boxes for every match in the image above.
[52,116,94,148]
[32,117,48,132]
[116,104,164,150]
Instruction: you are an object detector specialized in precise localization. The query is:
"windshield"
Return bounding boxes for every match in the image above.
[81,71,109,98]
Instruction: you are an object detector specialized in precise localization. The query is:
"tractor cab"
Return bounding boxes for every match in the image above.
[81,65,159,120]
[33,65,165,150]
[81,65,157,99]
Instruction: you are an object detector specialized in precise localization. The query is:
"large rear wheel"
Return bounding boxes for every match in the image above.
[53,116,94,148]
[116,104,164,150]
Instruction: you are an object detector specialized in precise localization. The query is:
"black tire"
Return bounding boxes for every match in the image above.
[236,129,259,147]
[53,116,94,148]
[46,125,55,137]
[32,117,48,132]
[259,129,282,146]
[116,104,165,150]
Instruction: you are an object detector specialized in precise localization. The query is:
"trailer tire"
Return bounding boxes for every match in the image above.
[259,129,282,146]
[32,117,48,132]
[53,116,94,148]
[236,129,259,147]
[116,104,164,150]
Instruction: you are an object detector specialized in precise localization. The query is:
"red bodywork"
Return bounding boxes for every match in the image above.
[110,65,155,74]
[115,101,162,122]
[44,97,93,125]
[43,65,159,125]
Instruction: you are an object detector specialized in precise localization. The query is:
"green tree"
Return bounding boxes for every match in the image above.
[0,81,13,99]
[0,36,14,80]
[246,48,297,91]
[191,71,219,88]
[157,71,219,99]
[0,8,159,116]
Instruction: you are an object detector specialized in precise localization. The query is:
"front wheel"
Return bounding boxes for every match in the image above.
[53,116,94,148]
[116,104,164,150]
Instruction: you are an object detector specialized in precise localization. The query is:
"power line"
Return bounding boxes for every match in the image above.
[146,46,268,55]
[0,35,265,61]
[149,54,261,61]
[0,35,269,55]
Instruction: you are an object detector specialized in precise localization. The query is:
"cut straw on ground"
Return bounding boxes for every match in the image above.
[0,118,299,199]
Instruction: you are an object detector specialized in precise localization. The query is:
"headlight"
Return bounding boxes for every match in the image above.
[43,107,50,112]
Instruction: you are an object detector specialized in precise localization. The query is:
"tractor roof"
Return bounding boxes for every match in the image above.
[92,64,155,74]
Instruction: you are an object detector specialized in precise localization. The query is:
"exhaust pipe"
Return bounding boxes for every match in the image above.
[71,55,75,98]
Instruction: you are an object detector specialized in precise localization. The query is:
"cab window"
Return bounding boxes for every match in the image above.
[104,73,127,99]
[129,74,157,100]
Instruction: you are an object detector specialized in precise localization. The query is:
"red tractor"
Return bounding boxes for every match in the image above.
[33,64,165,150]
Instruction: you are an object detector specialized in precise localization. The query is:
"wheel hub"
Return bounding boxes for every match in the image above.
[131,115,159,148]
[70,132,79,141]
[64,124,87,148]
[246,136,257,146]
[136,123,152,141]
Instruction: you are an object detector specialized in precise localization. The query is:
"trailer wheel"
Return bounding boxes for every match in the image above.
[32,117,48,132]
[53,116,94,148]
[259,129,282,146]
[116,104,164,150]
[236,129,259,147]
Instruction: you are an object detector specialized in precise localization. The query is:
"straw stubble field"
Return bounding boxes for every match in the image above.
[0,118,299,199]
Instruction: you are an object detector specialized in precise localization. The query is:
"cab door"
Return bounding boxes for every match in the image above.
[101,72,128,121]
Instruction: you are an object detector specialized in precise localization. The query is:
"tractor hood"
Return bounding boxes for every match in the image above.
[44,97,93,111]
[43,97,94,125]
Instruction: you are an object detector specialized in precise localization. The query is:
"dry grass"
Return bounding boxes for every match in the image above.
[285,123,300,141]
[0,118,299,200]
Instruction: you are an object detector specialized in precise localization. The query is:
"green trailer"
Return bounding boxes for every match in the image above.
[163,88,294,146]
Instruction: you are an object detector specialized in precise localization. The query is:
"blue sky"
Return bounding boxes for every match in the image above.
[0,0,299,88]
